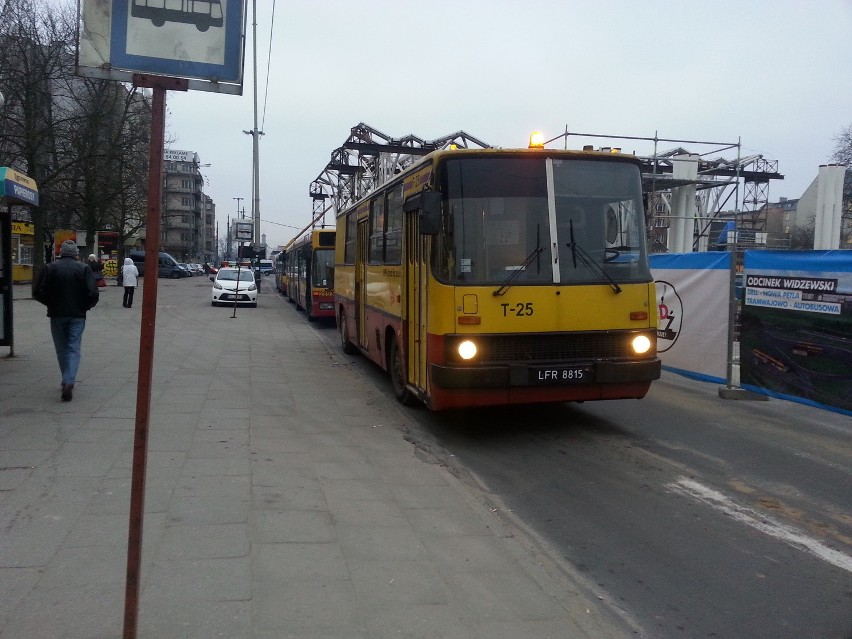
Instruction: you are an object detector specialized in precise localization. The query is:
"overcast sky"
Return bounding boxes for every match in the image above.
[158,0,852,250]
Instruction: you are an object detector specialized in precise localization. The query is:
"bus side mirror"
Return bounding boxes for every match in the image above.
[419,191,441,235]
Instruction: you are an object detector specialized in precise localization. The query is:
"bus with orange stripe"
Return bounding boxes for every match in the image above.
[333,140,660,410]
[282,229,336,321]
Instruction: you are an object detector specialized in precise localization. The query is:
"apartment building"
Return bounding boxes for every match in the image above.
[161,149,215,262]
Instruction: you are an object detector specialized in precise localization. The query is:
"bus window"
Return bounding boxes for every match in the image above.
[344,212,356,264]
[439,157,551,284]
[385,185,403,265]
[551,160,649,283]
[368,198,385,264]
[313,249,335,288]
[436,156,648,286]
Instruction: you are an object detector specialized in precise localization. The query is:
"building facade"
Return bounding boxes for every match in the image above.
[161,149,214,263]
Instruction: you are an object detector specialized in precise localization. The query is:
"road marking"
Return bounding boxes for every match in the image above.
[668,476,852,575]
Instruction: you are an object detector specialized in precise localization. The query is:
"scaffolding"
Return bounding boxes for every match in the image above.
[307,122,490,229]
[307,124,785,252]
[545,129,785,252]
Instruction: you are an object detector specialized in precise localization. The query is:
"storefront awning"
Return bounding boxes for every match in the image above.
[0,167,39,206]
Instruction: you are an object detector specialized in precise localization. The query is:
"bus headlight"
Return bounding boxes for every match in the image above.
[458,340,477,360]
[632,334,652,355]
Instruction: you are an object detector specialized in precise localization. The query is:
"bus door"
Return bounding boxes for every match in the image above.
[304,251,313,316]
[405,211,427,391]
[356,218,369,349]
[295,249,304,309]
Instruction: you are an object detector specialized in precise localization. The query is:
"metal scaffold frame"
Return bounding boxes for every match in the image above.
[545,128,785,251]
[306,124,785,252]
[307,122,490,229]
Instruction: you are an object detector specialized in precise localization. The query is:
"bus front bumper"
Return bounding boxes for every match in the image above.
[430,359,661,390]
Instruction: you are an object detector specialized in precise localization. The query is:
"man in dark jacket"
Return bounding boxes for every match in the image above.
[33,240,100,401]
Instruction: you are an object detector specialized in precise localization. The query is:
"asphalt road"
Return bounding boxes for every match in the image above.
[303,303,852,639]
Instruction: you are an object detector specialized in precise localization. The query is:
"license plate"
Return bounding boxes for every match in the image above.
[529,365,593,385]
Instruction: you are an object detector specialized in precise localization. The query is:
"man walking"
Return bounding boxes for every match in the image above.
[33,240,100,401]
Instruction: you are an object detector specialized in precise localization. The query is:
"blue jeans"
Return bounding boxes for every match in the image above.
[50,317,86,386]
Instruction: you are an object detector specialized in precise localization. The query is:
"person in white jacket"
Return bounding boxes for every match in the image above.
[121,257,140,308]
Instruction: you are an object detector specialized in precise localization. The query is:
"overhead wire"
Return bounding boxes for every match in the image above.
[261,0,276,132]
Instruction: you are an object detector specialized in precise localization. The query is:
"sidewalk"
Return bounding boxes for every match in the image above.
[0,279,632,638]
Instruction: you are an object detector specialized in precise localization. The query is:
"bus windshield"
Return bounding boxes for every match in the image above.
[312,249,335,288]
[434,156,650,286]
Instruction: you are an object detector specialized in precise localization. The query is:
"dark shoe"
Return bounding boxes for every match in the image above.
[61,384,73,401]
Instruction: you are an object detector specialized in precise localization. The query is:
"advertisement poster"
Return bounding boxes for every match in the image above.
[740,250,852,414]
[650,252,731,383]
[53,230,77,257]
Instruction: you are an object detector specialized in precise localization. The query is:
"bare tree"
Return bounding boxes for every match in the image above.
[0,0,77,273]
[59,78,152,260]
[1,0,152,273]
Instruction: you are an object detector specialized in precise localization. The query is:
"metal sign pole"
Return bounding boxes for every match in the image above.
[122,75,188,639]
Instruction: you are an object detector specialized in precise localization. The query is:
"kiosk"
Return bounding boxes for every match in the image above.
[0,167,39,354]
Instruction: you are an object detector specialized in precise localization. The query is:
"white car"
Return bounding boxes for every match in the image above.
[211,267,258,307]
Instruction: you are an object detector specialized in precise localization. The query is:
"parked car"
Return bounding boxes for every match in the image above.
[178,263,193,276]
[211,267,257,307]
[127,251,189,278]
[189,263,204,275]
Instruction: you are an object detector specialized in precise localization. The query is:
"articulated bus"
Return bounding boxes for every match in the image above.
[334,145,661,410]
[281,229,336,321]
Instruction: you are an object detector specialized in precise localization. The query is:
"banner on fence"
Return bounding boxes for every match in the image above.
[740,250,852,414]
[650,252,731,383]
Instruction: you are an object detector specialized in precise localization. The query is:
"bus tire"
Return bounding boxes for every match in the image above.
[339,311,357,355]
[388,335,415,406]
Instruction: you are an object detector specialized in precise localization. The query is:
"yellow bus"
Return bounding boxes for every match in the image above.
[334,145,660,410]
[282,229,336,321]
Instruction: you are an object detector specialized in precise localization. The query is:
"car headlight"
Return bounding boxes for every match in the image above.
[247,283,256,291]
[213,281,223,290]
[632,334,652,355]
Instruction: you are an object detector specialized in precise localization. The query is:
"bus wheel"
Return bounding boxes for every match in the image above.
[388,335,415,406]
[339,311,357,355]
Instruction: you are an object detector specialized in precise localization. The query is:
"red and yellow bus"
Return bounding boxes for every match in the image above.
[281,229,336,321]
[275,250,289,297]
[334,145,660,410]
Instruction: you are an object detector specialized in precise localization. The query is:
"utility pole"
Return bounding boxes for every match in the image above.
[232,197,243,260]
[243,0,263,259]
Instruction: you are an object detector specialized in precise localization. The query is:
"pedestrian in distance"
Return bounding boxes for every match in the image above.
[88,253,106,288]
[33,240,100,402]
[121,257,140,308]
[87,253,102,276]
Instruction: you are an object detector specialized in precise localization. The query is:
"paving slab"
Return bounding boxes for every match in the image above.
[0,282,633,638]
